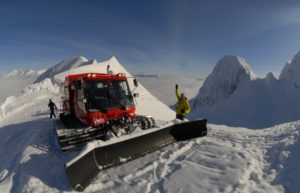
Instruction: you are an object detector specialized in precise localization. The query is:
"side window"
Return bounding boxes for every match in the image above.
[96,82,104,89]
[76,81,83,100]
[119,81,129,95]
[76,80,86,111]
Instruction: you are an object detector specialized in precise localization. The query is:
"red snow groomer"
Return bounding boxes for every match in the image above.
[57,69,155,151]
[63,72,136,127]
[55,66,207,192]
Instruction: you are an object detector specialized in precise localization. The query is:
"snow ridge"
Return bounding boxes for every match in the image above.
[34,56,89,83]
[279,51,300,88]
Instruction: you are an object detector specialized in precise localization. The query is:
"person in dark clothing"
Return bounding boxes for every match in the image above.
[48,99,57,119]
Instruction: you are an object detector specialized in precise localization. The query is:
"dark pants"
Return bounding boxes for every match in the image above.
[176,114,185,120]
[50,109,56,119]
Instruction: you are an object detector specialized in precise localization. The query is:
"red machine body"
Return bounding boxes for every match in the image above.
[62,72,136,127]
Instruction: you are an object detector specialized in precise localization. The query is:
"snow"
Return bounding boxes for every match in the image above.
[83,122,300,193]
[279,51,300,87]
[191,55,256,107]
[1,55,300,193]
[190,53,300,128]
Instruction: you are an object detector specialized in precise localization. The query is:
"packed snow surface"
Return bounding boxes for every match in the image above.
[1,56,300,193]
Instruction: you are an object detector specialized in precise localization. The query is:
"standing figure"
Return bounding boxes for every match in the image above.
[48,99,57,119]
[175,84,190,120]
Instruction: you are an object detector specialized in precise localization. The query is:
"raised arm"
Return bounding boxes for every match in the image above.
[175,84,180,100]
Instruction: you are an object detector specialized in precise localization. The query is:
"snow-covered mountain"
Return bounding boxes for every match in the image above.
[34,56,91,83]
[5,69,46,77]
[189,52,300,128]
[279,51,300,88]
[6,69,35,77]
[191,55,256,107]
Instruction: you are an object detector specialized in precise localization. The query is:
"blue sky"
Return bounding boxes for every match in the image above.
[1,0,300,78]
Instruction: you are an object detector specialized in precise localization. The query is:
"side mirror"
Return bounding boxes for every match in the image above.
[133,93,139,98]
[133,79,139,87]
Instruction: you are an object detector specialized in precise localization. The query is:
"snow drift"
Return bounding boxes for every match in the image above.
[190,52,300,128]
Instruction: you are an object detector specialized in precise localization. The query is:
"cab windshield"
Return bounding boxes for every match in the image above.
[85,79,133,111]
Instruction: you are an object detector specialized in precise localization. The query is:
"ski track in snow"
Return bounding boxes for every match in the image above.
[83,123,300,193]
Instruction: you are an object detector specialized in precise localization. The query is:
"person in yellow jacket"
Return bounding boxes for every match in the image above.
[175,84,190,120]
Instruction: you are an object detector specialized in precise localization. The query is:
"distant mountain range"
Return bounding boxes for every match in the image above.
[1,69,47,77]
[189,51,300,128]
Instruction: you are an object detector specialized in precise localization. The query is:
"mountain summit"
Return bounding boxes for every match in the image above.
[279,51,300,88]
[192,55,256,107]
[35,56,89,83]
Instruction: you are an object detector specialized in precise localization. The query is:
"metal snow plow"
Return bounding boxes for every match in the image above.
[55,114,156,151]
[64,119,207,191]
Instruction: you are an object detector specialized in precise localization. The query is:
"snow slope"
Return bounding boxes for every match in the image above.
[279,50,300,87]
[190,53,300,128]
[1,56,300,193]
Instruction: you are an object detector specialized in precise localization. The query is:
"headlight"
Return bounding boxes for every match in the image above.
[94,118,105,125]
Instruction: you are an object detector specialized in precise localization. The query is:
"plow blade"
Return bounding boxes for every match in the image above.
[65,119,207,191]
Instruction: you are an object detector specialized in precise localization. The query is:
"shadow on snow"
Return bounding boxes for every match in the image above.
[0,118,73,192]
